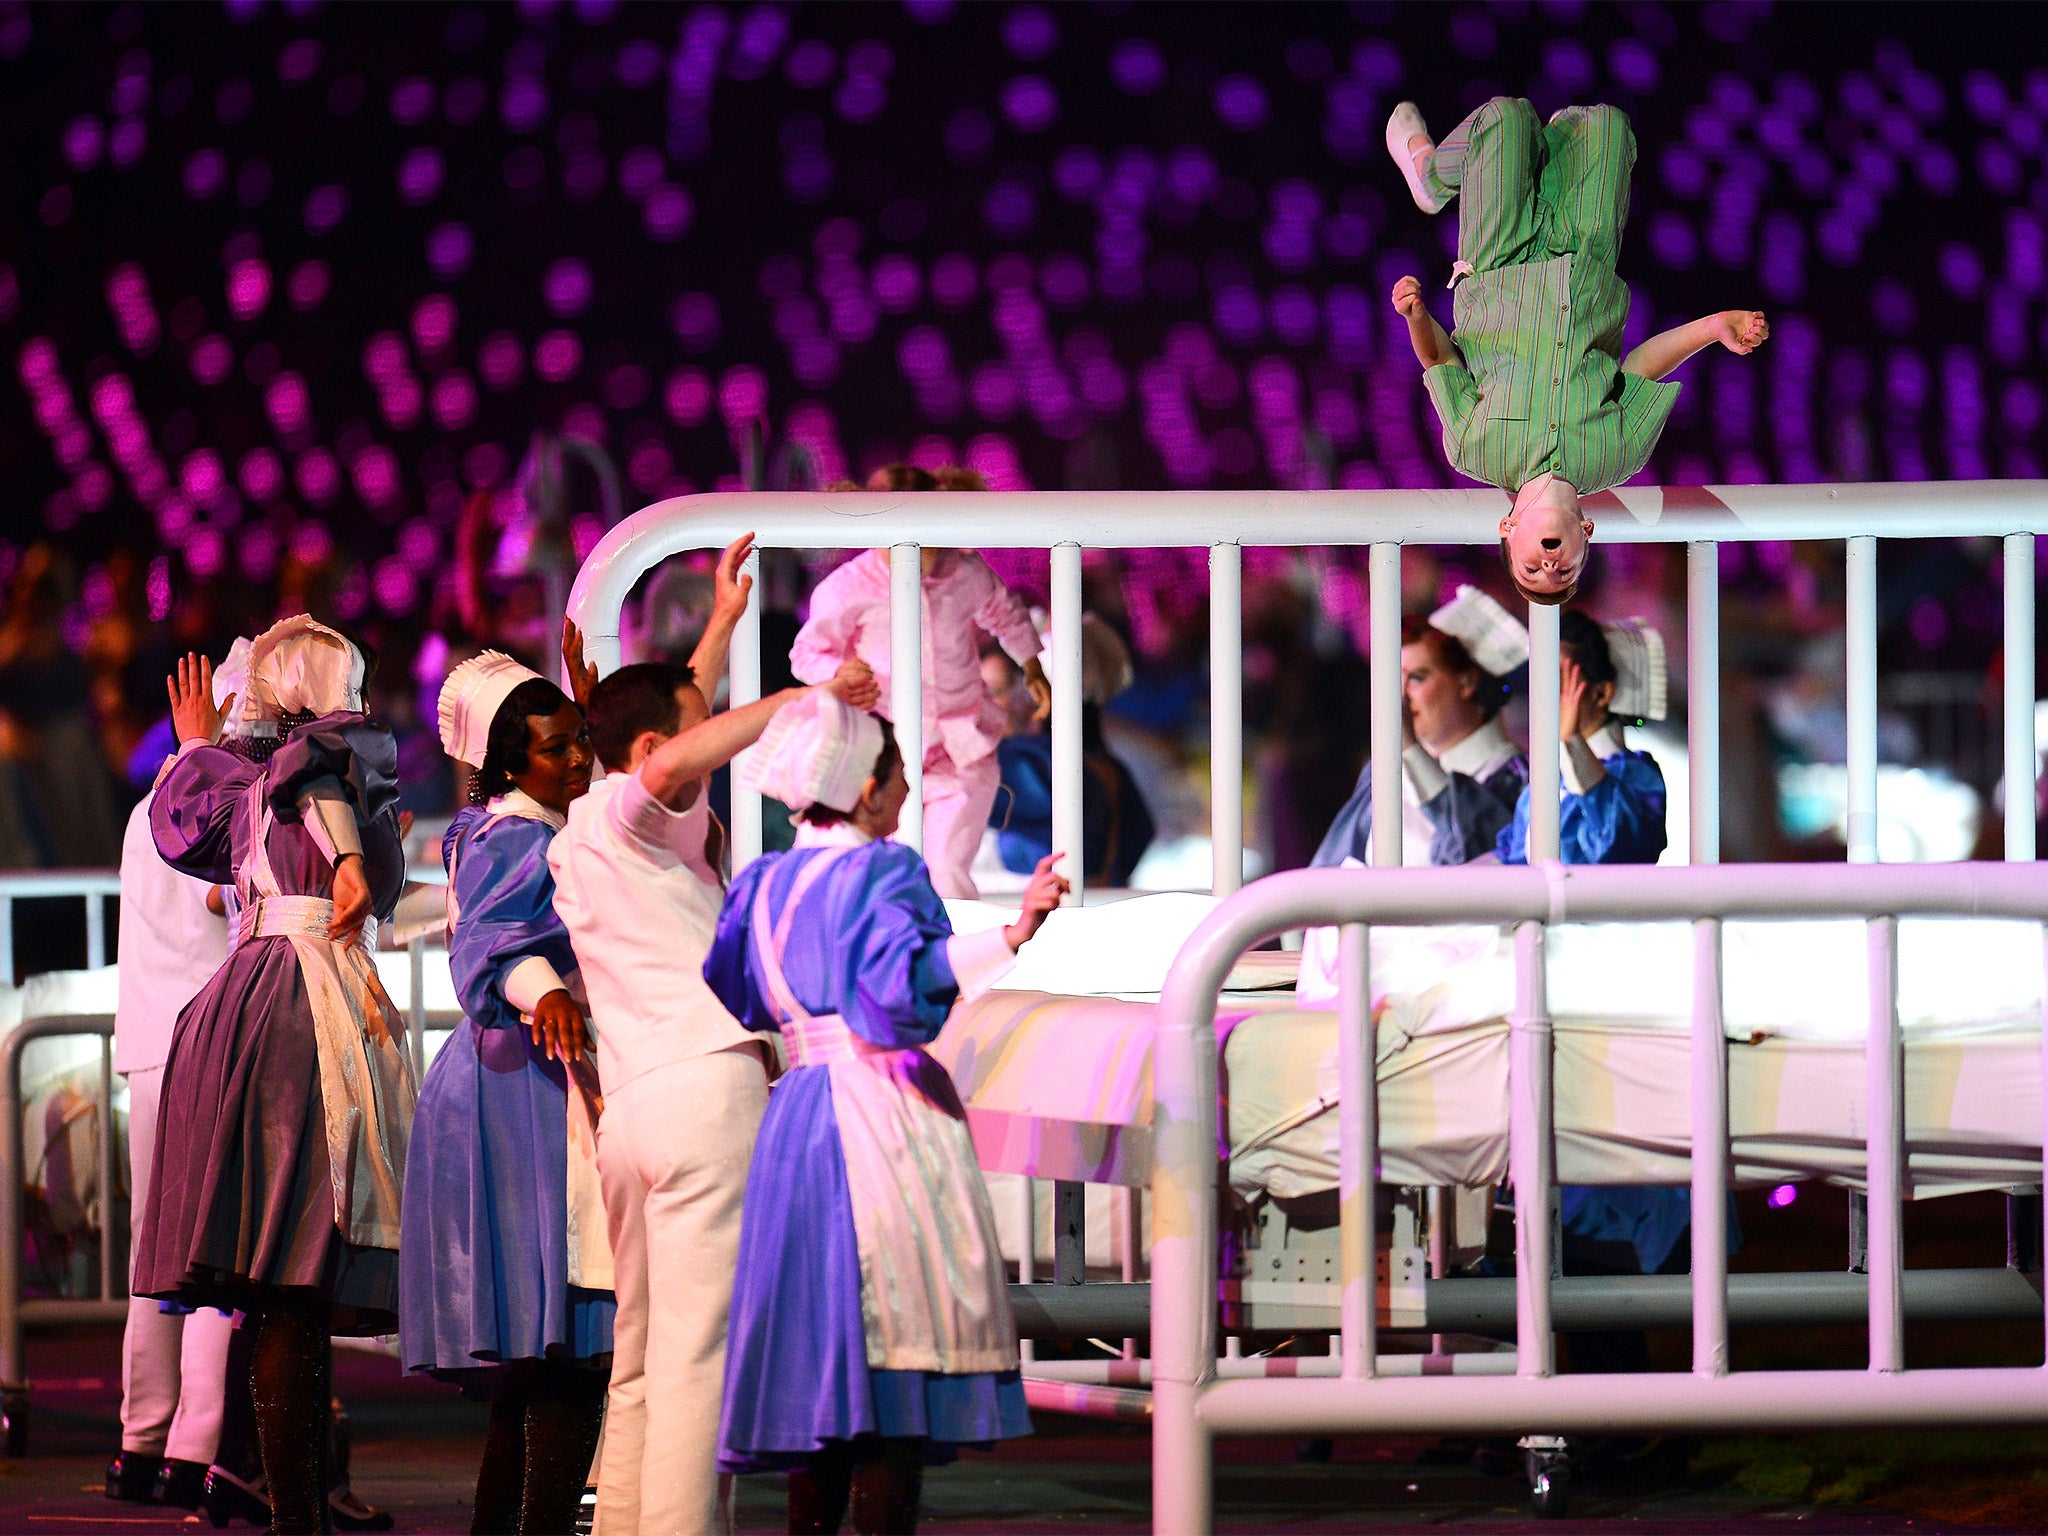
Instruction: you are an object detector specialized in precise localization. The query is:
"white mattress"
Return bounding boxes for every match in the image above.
[931,898,2046,1199]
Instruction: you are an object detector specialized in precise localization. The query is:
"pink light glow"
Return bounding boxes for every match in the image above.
[295,448,341,504]
[287,260,330,310]
[180,449,227,505]
[718,365,767,426]
[189,335,234,386]
[290,520,334,566]
[1768,1184,1798,1209]
[379,376,424,430]
[352,444,401,509]
[664,367,712,426]
[238,447,284,501]
[363,332,408,382]
[227,257,272,322]
[265,371,312,435]
[431,370,479,430]
[397,518,438,568]
[106,263,161,353]
[534,330,582,383]
[479,331,525,390]
[373,555,418,615]
[412,295,458,355]
[238,525,280,581]
[185,527,227,579]
[626,439,673,491]
[74,464,112,510]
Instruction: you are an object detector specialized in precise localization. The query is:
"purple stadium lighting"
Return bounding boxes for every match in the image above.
[286,260,330,310]
[1109,39,1165,97]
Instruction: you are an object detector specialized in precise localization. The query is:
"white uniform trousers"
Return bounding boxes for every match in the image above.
[921,745,1002,901]
[120,1065,234,1462]
[594,1048,768,1535]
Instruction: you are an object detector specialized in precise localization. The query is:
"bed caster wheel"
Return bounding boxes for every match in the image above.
[1525,1445,1570,1518]
[2,1390,28,1457]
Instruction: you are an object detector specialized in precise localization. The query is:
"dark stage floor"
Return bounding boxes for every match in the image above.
[3,1324,2045,1534]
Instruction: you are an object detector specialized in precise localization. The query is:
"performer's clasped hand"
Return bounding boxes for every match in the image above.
[1714,309,1770,355]
[824,656,881,712]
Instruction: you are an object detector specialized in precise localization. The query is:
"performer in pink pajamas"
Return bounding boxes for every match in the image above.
[790,465,1047,899]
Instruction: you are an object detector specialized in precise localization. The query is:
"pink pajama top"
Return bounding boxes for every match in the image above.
[790,548,1041,768]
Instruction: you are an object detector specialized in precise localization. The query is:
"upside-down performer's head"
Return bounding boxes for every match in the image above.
[1499,473,1591,606]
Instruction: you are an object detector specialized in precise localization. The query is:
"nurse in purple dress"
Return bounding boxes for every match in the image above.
[704,692,1066,1536]
[138,618,416,1536]
[399,651,612,1536]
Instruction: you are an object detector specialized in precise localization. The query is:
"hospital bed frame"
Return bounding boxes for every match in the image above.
[567,478,2048,1528]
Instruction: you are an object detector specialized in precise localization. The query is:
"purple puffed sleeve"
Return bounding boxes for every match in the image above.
[268,713,407,918]
[267,712,401,824]
[150,744,260,883]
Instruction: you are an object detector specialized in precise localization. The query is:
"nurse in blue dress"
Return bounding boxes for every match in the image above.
[1315,584,1532,870]
[1494,611,1668,868]
[400,650,612,1536]
[704,691,1065,1535]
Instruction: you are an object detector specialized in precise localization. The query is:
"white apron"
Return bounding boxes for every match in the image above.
[753,847,1018,1375]
[237,779,416,1250]
[446,796,614,1291]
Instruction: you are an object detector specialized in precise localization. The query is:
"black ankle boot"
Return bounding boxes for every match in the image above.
[104,1449,164,1503]
[155,1456,211,1509]
[201,1464,270,1528]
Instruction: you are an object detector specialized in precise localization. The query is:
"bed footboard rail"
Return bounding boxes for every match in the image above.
[1151,860,2048,1534]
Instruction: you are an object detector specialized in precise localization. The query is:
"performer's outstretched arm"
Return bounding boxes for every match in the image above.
[1622,310,1769,381]
[1392,276,1460,369]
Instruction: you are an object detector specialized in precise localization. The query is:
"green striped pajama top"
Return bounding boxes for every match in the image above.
[1423,252,1680,496]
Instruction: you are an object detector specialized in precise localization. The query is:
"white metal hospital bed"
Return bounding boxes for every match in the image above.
[565,479,2048,1530]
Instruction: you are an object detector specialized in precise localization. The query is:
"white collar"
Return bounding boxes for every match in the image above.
[1585,722,1627,760]
[792,819,876,849]
[487,789,567,832]
[1436,716,1517,777]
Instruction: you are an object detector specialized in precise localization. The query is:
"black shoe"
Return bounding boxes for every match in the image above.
[329,1485,394,1532]
[104,1449,164,1503]
[201,1465,270,1528]
[155,1456,211,1509]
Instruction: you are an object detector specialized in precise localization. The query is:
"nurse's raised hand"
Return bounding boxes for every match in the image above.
[1003,852,1071,952]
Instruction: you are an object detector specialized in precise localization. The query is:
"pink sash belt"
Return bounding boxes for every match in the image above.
[784,1013,898,1069]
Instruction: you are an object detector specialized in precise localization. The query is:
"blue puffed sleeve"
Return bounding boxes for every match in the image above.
[1496,749,1667,867]
[1419,755,1529,865]
[1310,762,1374,869]
[706,842,960,1047]
[150,744,260,883]
[446,809,578,1032]
[832,843,960,1047]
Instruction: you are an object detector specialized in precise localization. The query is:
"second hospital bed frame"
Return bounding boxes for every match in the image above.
[553,480,2047,1526]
